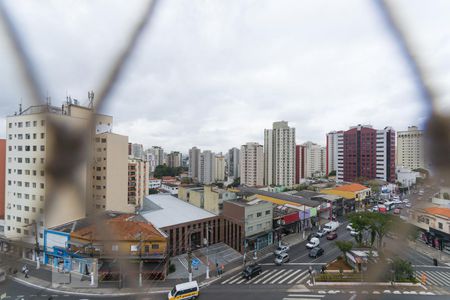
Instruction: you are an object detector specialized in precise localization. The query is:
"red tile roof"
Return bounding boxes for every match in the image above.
[333,183,370,192]
[424,207,450,218]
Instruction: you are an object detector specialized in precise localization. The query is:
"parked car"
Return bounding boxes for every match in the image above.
[306,237,320,249]
[274,252,290,265]
[350,230,359,237]
[309,247,324,258]
[306,232,319,241]
[274,245,290,255]
[393,208,401,214]
[346,223,354,231]
[326,231,338,240]
[242,264,262,279]
[315,229,327,238]
[405,203,412,208]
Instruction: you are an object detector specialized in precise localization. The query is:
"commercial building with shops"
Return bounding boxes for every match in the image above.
[320,183,371,212]
[178,185,237,215]
[408,206,450,255]
[43,212,168,281]
[222,195,273,254]
[140,194,220,256]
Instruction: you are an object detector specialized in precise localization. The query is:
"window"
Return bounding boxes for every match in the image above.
[8,123,12,128]
[40,183,44,189]
[248,214,253,219]
[24,206,29,211]
[41,120,45,126]
[33,133,37,139]
[439,222,443,229]
[257,212,262,217]
[25,121,30,127]
[40,145,45,151]
[248,226,253,232]
[112,245,119,251]
[265,210,271,215]
[17,217,21,222]
[256,224,262,230]
[41,133,45,139]
[152,244,159,249]
[24,230,29,235]
[16,228,21,234]
[18,122,23,128]
[33,121,37,127]
[24,218,29,224]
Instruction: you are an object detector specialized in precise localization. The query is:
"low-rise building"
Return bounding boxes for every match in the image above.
[160,183,179,195]
[140,194,220,255]
[431,187,450,208]
[223,196,273,253]
[396,166,420,188]
[320,183,371,212]
[43,212,168,281]
[179,185,236,215]
[149,178,162,190]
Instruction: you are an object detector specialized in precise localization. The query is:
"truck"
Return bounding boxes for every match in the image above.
[323,221,340,233]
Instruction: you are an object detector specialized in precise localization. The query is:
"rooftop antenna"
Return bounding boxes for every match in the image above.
[88,90,94,109]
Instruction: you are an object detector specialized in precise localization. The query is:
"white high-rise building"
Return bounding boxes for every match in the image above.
[396,126,426,170]
[130,143,144,160]
[149,146,164,166]
[240,142,264,187]
[4,102,114,244]
[189,146,201,180]
[145,151,157,173]
[167,151,182,168]
[199,150,215,184]
[214,154,225,182]
[264,121,296,187]
[296,142,326,180]
[227,147,240,179]
[326,131,343,176]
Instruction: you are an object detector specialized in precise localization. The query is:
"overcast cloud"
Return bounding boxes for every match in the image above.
[1,0,449,154]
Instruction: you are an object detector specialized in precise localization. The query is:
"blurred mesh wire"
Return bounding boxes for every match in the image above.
[0,0,448,294]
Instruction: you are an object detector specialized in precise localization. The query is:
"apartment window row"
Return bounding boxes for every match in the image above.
[8,169,44,176]
[8,181,45,189]
[8,120,45,128]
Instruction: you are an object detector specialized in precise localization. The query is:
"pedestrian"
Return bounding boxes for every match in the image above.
[24,267,29,278]
[216,262,219,277]
[220,264,224,276]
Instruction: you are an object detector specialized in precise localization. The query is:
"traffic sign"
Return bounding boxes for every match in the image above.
[192,258,200,267]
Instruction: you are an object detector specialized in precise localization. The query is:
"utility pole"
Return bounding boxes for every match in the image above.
[138,231,143,287]
[205,225,210,280]
[188,231,192,282]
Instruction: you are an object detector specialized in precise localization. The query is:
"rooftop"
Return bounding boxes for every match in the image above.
[50,211,167,241]
[227,198,269,207]
[424,207,450,218]
[238,186,321,207]
[140,194,217,228]
[333,183,370,192]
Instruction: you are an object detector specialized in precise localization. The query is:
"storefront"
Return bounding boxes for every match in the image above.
[421,228,450,255]
[246,230,273,252]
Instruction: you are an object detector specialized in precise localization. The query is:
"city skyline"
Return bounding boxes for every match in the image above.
[1,1,449,152]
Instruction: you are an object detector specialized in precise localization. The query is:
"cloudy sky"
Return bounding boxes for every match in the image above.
[1,0,449,154]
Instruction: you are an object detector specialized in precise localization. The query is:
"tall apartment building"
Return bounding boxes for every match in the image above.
[0,139,5,219]
[227,147,240,179]
[214,154,225,182]
[295,142,326,182]
[336,125,395,182]
[326,131,343,176]
[129,143,144,160]
[128,157,149,208]
[4,103,111,244]
[188,146,201,180]
[149,146,164,166]
[199,150,215,184]
[396,126,426,170]
[264,121,296,187]
[92,132,130,213]
[240,142,264,187]
[167,151,182,168]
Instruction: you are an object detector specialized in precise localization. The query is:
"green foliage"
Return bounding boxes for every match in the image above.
[391,257,414,281]
[168,261,176,273]
[348,212,398,249]
[295,184,309,191]
[335,240,353,262]
[443,192,450,200]
[181,177,193,184]
[153,165,184,178]
[148,188,159,194]
[328,170,336,177]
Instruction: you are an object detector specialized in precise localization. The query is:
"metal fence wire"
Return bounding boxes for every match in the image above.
[0,0,449,295]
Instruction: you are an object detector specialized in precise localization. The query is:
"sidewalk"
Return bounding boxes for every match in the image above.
[410,241,450,265]
[1,231,308,296]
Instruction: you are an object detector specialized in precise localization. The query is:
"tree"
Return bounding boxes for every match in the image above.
[335,241,353,262]
[148,188,159,194]
[366,180,381,194]
[443,192,450,200]
[328,170,336,177]
[369,213,394,250]
[391,257,414,281]
[228,177,240,188]
[153,165,184,178]
[348,212,371,246]
[181,177,193,184]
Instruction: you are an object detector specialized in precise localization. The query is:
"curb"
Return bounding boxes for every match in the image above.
[311,281,424,287]
[8,275,170,297]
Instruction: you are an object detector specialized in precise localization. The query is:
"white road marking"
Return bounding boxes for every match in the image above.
[228,275,245,284]
[262,269,287,284]
[245,270,269,284]
[268,269,294,284]
[287,295,324,298]
[221,273,241,284]
[288,270,309,284]
[278,269,303,284]
[252,269,280,284]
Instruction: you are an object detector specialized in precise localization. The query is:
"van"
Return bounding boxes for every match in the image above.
[168,281,199,300]
[323,221,339,233]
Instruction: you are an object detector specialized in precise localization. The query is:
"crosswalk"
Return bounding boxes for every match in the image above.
[221,268,309,285]
[282,295,324,300]
[416,270,450,287]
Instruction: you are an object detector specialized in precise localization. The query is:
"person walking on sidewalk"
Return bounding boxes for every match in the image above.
[216,262,219,277]
[24,266,29,278]
[220,264,224,276]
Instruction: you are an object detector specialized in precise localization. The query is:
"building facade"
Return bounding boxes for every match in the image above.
[214,154,225,182]
[188,147,201,181]
[128,157,149,208]
[199,150,215,184]
[0,139,5,219]
[227,147,240,180]
[326,131,343,176]
[337,125,395,183]
[295,142,326,182]
[167,151,182,168]
[240,142,264,187]
[129,143,144,160]
[264,121,296,187]
[396,126,426,170]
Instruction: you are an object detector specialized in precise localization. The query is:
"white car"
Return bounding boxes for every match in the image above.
[350,230,360,237]
[315,229,327,237]
[274,245,290,255]
[346,223,354,231]
[405,203,412,208]
[306,237,320,249]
